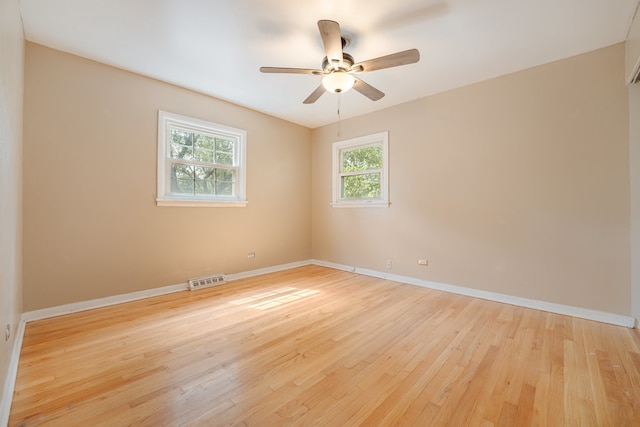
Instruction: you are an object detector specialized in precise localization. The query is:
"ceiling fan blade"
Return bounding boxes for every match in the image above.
[303,85,326,104]
[352,49,420,73]
[260,67,323,75]
[318,20,343,66]
[353,77,385,101]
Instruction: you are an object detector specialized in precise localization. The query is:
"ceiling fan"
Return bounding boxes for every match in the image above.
[260,20,420,104]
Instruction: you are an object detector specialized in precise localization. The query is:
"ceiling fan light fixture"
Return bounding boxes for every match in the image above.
[322,72,355,94]
[260,20,419,104]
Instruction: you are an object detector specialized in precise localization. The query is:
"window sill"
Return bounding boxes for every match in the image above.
[156,198,248,207]
[331,201,389,208]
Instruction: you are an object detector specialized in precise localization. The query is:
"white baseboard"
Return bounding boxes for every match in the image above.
[1,319,25,427]
[22,283,188,323]
[22,260,314,323]
[19,257,638,328]
[226,260,312,281]
[311,259,636,328]
[309,259,355,273]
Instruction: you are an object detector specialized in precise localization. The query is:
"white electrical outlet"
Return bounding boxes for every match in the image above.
[247,252,256,259]
[418,259,428,266]
[386,259,392,269]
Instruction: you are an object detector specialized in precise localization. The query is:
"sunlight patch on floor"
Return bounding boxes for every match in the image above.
[229,287,321,310]
[230,287,297,305]
[249,289,321,310]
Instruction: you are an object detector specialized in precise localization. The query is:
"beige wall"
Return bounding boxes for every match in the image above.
[0,0,24,415]
[21,40,633,318]
[312,43,630,315]
[23,42,311,311]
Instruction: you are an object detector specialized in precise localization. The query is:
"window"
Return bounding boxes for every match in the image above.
[157,111,247,207]
[332,131,389,207]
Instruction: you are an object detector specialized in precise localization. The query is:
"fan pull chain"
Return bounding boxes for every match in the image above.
[336,93,342,138]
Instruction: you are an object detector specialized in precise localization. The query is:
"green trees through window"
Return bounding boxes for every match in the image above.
[332,131,389,207]
[169,127,235,196]
[341,144,382,199]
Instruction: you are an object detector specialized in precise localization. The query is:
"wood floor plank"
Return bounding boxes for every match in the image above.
[9,265,640,426]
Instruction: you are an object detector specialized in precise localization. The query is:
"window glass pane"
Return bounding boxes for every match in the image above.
[171,164,193,179]
[215,152,234,165]
[169,128,194,160]
[171,144,193,160]
[341,173,381,199]
[215,168,234,182]
[216,168,235,196]
[195,134,215,150]
[216,182,234,196]
[171,179,194,194]
[216,138,234,152]
[215,138,235,165]
[195,180,216,195]
[342,144,382,173]
[194,147,214,163]
[194,166,215,180]
[194,134,215,162]
[170,164,194,194]
[194,166,215,195]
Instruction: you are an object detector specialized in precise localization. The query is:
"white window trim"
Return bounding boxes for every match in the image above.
[157,111,247,207]
[332,131,389,208]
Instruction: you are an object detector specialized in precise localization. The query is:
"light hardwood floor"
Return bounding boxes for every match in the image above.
[9,265,640,426]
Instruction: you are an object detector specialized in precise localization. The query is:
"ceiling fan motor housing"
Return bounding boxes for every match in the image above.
[322,53,354,73]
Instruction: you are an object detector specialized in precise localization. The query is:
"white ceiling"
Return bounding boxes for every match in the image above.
[20,0,640,128]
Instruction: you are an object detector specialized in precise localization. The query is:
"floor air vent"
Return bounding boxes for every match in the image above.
[188,274,226,290]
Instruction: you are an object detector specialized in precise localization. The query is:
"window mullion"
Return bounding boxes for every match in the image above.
[168,159,239,171]
[339,169,382,178]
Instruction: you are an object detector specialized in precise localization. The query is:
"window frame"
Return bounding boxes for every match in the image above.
[332,131,389,208]
[156,110,247,207]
